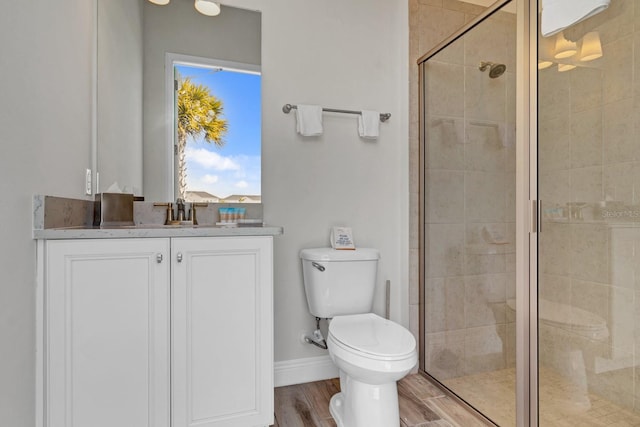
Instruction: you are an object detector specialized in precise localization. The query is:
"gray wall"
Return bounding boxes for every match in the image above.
[260,0,409,365]
[0,0,94,424]
[0,0,408,424]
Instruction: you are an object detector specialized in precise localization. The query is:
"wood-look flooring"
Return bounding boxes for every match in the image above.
[272,374,493,427]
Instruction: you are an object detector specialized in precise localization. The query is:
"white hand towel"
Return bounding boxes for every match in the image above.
[358,110,380,139]
[541,0,610,37]
[295,104,323,136]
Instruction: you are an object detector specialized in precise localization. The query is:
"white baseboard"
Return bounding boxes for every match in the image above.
[274,355,339,387]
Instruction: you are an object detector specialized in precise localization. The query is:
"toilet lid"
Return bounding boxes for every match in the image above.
[329,313,416,358]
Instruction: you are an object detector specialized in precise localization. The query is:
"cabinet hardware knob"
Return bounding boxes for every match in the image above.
[177,252,183,263]
[156,253,163,263]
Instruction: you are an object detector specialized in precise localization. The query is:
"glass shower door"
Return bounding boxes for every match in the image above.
[421,2,516,425]
[537,1,640,425]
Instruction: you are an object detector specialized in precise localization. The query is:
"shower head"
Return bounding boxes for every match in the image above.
[479,61,507,78]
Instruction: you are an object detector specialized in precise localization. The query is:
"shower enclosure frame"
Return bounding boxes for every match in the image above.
[417,0,538,425]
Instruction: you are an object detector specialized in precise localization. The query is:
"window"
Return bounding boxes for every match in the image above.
[172,60,261,203]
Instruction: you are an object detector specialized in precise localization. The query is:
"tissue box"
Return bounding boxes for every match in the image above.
[94,193,135,226]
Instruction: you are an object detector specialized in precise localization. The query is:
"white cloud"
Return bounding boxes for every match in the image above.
[202,174,218,184]
[185,147,261,198]
[185,147,240,171]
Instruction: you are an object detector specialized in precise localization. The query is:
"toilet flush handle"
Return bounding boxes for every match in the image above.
[311,262,325,272]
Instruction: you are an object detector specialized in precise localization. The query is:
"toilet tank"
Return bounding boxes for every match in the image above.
[300,248,379,318]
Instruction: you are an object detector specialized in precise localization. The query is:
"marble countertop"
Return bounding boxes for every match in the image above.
[34,225,284,240]
[33,195,281,240]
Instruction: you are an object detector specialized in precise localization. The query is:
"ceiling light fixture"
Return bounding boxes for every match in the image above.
[580,32,603,62]
[194,0,221,16]
[558,63,576,72]
[538,60,554,70]
[147,0,221,17]
[554,33,577,59]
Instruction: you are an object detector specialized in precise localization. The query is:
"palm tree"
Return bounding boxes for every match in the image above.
[176,76,227,199]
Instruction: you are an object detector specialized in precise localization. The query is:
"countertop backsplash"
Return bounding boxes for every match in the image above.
[33,195,94,230]
[34,195,264,230]
[133,201,263,227]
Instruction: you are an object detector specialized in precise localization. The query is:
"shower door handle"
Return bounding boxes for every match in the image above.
[531,200,541,234]
[538,200,542,233]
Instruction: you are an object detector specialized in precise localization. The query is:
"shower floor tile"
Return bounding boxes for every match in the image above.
[443,367,640,427]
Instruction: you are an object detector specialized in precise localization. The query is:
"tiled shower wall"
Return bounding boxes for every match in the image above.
[409,0,518,378]
[424,8,517,379]
[408,0,488,359]
[412,0,640,417]
[537,0,640,411]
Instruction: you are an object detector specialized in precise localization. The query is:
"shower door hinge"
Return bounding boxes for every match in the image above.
[530,200,541,234]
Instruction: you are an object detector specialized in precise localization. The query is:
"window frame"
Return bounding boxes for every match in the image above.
[164,52,261,201]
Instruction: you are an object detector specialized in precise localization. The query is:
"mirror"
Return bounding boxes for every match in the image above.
[96,0,143,196]
[96,0,261,200]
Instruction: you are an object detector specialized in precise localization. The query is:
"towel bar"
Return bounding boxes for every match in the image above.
[282,104,391,122]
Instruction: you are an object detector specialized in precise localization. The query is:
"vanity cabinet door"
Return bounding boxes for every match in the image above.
[44,238,171,427]
[171,236,274,427]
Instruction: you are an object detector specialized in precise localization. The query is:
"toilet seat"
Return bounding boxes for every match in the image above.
[329,313,416,360]
[506,298,609,340]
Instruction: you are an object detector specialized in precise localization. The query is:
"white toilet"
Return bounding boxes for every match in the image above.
[300,248,417,427]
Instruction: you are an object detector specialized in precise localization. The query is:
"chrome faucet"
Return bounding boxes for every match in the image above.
[190,202,208,225]
[153,199,208,225]
[153,202,174,225]
[176,198,186,222]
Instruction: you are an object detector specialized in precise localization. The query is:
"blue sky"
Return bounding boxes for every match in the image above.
[176,64,261,198]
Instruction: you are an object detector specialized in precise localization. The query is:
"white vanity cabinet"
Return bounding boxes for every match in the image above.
[37,235,274,427]
[40,238,171,427]
[171,236,274,427]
